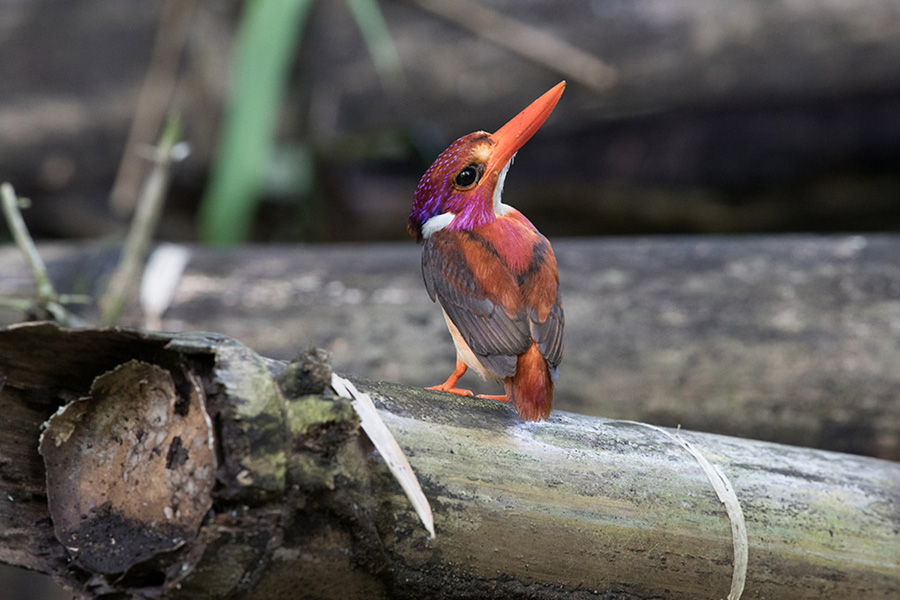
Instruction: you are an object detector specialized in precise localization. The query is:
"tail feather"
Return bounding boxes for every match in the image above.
[505,343,553,421]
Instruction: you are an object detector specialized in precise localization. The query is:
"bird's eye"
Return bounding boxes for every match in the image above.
[454,165,480,188]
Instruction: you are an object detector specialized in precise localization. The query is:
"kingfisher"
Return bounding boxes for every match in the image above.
[407,82,565,421]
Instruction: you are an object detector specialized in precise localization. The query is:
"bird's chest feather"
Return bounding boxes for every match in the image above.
[462,213,542,281]
[475,216,540,274]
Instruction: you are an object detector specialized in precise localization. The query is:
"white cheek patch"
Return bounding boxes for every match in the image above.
[422,212,455,237]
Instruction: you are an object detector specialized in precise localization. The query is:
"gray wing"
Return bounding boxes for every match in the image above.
[422,232,530,378]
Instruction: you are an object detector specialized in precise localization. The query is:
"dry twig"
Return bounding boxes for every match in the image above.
[109,0,197,215]
[408,0,617,91]
[0,182,88,326]
[100,118,189,325]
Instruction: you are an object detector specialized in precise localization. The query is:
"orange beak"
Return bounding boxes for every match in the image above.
[487,81,566,174]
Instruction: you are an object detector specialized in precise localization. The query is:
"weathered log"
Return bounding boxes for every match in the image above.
[2,236,899,459]
[0,323,897,599]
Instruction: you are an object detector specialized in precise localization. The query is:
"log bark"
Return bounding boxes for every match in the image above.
[0,323,897,599]
[2,236,899,459]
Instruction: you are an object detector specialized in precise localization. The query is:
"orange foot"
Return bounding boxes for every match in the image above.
[476,394,510,403]
[428,383,474,397]
[427,359,474,397]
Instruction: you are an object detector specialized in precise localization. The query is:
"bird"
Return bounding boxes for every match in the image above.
[407,82,566,421]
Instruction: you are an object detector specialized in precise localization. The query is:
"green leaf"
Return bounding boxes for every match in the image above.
[198,0,315,244]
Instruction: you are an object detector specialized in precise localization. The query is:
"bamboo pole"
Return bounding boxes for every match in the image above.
[0,323,897,599]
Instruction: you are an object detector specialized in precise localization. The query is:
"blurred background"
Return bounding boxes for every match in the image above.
[2,0,899,248]
[3,0,900,597]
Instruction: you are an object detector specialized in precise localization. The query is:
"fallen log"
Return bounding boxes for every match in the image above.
[0,323,897,599]
[2,236,899,459]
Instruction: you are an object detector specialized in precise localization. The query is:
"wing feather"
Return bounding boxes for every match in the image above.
[422,222,564,381]
[530,301,564,381]
[423,233,529,378]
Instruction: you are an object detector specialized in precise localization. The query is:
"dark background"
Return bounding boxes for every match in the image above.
[2,0,899,246]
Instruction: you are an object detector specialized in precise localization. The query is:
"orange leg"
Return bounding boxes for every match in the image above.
[427,359,474,396]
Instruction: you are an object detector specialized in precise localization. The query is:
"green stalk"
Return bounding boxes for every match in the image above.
[198,0,315,244]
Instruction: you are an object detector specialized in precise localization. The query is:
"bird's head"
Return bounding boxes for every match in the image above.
[408,81,566,241]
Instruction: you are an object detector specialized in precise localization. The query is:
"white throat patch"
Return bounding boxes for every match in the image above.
[492,154,515,216]
[421,212,455,238]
